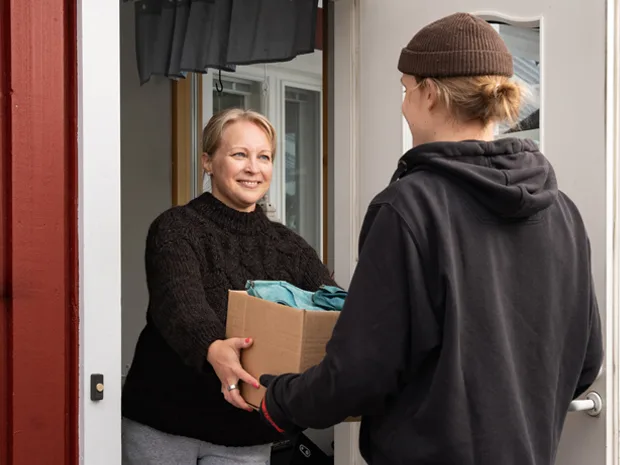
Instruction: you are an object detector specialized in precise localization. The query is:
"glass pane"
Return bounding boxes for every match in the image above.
[212,78,263,113]
[234,82,252,93]
[212,92,245,113]
[491,22,541,144]
[284,86,321,253]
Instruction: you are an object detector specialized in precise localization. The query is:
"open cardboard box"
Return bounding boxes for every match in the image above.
[226,290,359,422]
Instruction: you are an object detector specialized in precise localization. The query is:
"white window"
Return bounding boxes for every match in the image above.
[212,76,264,114]
[282,85,322,252]
[202,55,323,254]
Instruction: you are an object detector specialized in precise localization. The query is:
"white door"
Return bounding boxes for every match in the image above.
[331,0,619,464]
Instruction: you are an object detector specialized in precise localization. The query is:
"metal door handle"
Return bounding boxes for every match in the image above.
[568,392,603,416]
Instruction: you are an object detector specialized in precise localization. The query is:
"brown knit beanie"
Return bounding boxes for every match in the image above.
[398,13,513,78]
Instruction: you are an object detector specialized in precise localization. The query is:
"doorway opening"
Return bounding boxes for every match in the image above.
[118,0,335,458]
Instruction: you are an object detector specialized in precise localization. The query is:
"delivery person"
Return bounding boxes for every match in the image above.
[258,12,603,465]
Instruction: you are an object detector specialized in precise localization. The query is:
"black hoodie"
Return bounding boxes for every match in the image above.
[263,138,603,465]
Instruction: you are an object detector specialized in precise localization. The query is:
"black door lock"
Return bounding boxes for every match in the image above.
[90,373,104,401]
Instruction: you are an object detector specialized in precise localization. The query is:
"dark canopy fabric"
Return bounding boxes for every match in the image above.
[131,0,318,85]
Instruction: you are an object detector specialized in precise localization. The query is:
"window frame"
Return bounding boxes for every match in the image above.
[279,79,324,254]
[172,74,203,206]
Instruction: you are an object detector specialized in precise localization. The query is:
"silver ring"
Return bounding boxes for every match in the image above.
[227,384,238,392]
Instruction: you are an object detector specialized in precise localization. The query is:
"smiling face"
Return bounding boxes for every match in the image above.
[203,120,274,212]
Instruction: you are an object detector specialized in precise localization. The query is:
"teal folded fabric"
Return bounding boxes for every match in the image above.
[313,285,347,310]
[245,280,346,311]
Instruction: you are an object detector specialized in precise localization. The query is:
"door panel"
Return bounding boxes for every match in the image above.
[333,0,610,463]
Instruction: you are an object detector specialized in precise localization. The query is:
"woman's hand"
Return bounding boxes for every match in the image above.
[207,337,260,411]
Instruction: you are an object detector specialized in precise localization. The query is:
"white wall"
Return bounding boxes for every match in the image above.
[120,2,172,378]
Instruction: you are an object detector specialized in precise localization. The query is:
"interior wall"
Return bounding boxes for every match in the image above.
[120,2,172,378]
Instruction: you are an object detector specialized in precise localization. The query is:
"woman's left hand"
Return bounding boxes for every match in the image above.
[206,337,260,411]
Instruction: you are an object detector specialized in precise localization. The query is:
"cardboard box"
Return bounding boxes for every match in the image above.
[225,290,341,409]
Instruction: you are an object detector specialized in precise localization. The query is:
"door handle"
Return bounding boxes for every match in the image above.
[568,392,603,416]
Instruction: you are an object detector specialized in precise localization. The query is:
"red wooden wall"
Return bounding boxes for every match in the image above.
[1,0,9,461]
[1,1,78,464]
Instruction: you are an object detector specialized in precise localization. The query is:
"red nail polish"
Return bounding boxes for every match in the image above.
[245,338,251,343]
[255,383,260,389]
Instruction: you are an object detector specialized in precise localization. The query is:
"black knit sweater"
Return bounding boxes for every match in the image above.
[122,192,335,446]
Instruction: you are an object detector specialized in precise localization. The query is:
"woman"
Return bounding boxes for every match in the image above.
[259,13,603,465]
[121,108,335,464]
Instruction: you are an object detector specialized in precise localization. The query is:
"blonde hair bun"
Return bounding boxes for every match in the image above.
[419,75,524,126]
[480,78,523,123]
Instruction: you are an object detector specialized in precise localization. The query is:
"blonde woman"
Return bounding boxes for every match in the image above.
[259,13,603,465]
[121,109,335,464]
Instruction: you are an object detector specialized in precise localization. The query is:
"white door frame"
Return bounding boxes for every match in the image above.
[331,0,363,462]
[331,0,620,464]
[604,1,620,463]
[78,0,122,464]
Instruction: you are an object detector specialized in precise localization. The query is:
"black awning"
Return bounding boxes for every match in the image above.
[131,0,319,85]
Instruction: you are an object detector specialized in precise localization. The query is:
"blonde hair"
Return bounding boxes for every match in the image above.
[417,75,523,126]
[202,108,277,157]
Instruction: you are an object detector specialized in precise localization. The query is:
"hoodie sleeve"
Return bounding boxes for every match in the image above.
[573,241,604,399]
[573,299,603,399]
[262,203,441,429]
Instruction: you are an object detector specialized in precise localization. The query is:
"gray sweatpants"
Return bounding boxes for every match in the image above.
[122,417,271,465]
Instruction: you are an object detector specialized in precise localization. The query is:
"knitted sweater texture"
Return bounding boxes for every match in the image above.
[122,192,335,446]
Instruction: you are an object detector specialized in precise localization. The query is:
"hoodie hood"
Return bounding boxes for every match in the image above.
[391,138,558,219]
